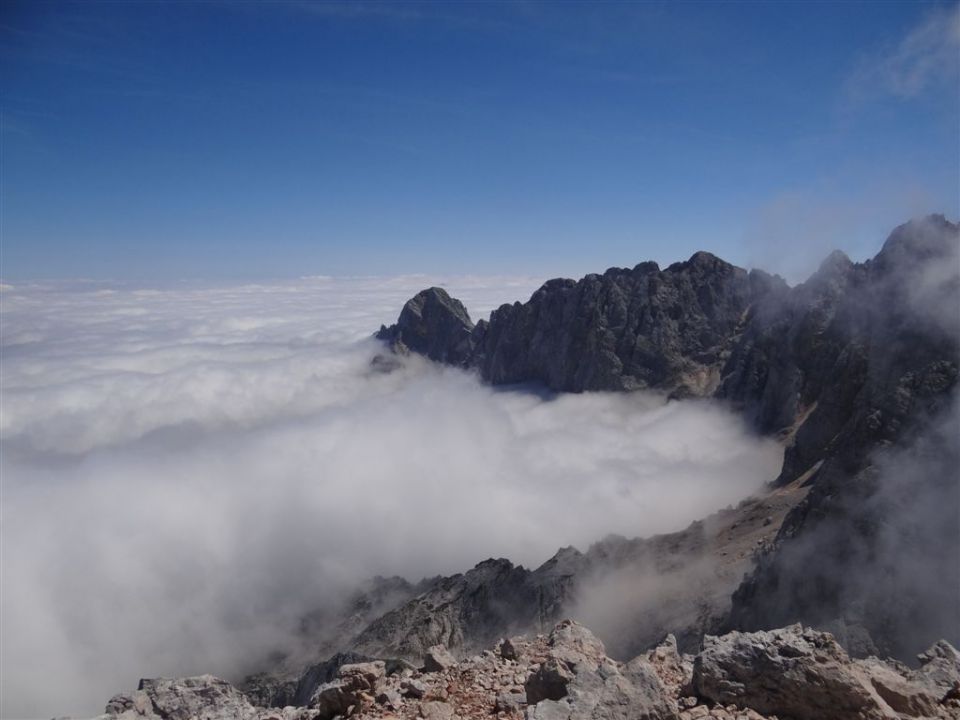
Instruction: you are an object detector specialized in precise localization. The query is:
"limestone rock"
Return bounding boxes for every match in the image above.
[106,676,260,720]
[376,687,403,709]
[423,645,457,673]
[351,557,576,661]
[338,660,386,690]
[308,660,385,719]
[524,621,677,720]
[495,688,527,712]
[400,678,427,698]
[376,287,476,366]
[911,640,960,700]
[420,700,458,720]
[692,624,945,720]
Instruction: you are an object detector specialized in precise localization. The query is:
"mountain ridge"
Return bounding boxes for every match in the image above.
[374,214,959,662]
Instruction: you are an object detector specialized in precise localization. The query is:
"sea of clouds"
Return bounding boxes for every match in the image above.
[0,276,782,718]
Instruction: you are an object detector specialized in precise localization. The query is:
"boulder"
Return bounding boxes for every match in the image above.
[524,621,677,720]
[376,687,403,709]
[400,677,427,698]
[308,660,385,719]
[420,699,457,720]
[105,676,260,720]
[338,661,385,690]
[693,624,947,720]
[424,644,458,672]
[500,636,520,661]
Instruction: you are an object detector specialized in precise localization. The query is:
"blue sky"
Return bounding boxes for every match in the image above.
[2,0,958,282]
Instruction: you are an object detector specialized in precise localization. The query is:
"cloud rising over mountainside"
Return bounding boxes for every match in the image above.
[0,276,782,718]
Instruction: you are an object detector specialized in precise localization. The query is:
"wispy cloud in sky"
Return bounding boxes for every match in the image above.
[846,2,960,103]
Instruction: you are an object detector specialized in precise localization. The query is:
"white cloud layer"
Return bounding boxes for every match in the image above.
[0,276,781,718]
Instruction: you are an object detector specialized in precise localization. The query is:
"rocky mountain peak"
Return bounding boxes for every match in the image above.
[668,250,735,275]
[875,214,958,271]
[376,287,476,365]
[815,248,855,277]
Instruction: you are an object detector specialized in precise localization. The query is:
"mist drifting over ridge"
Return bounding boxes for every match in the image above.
[0,275,782,718]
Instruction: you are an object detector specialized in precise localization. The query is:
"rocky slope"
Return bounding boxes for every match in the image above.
[237,471,809,705]
[722,217,960,660]
[375,215,960,662]
[98,620,960,720]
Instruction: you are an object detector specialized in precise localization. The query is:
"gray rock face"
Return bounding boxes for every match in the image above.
[693,624,960,720]
[419,699,457,720]
[239,671,297,709]
[423,645,458,672]
[239,574,430,708]
[525,621,606,703]
[524,621,678,720]
[720,215,959,487]
[105,675,260,720]
[495,689,527,712]
[476,253,773,394]
[400,677,427,698]
[309,660,386,719]
[376,287,476,365]
[289,651,375,707]
[350,556,579,662]
[912,641,960,700]
[339,660,386,689]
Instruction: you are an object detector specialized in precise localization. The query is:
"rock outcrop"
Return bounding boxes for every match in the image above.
[524,620,678,720]
[348,557,578,662]
[376,287,476,365]
[472,253,777,394]
[693,624,960,720]
[309,661,386,720]
[103,675,262,720]
[99,621,960,720]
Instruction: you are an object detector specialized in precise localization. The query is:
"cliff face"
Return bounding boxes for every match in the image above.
[375,215,960,660]
[719,215,959,488]
[473,253,777,394]
[378,254,782,395]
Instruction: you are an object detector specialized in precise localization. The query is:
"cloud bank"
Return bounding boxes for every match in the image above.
[0,276,782,718]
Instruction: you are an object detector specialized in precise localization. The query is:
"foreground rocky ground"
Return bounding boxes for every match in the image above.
[97,620,960,720]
